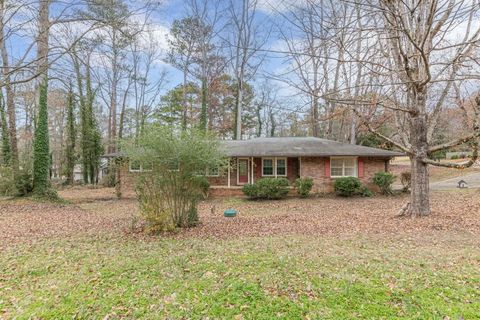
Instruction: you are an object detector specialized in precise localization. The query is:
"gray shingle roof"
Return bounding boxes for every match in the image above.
[220,137,403,157]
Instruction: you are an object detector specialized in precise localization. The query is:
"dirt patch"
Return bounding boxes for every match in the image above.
[1,189,479,246]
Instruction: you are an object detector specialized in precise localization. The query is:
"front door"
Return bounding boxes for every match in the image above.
[237,158,249,184]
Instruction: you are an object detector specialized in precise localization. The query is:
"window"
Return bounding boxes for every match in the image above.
[129,160,141,172]
[129,160,152,172]
[262,159,274,176]
[276,158,286,176]
[330,157,357,177]
[262,158,287,177]
[206,165,219,177]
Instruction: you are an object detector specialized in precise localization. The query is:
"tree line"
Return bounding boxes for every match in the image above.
[0,0,479,215]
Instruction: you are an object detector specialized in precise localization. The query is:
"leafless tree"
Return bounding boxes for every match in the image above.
[226,0,268,139]
[346,0,480,216]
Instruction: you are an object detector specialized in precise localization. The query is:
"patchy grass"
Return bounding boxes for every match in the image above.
[1,188,480,318]
[1,234,478,319]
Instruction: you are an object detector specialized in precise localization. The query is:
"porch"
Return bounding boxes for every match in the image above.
[209,157,301,188]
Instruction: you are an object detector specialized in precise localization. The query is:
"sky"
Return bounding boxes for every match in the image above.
[149,0,293,92]
[3,0,310,118]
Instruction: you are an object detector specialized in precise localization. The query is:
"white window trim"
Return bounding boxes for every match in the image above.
[261,157,288,177]
[129,161,142,172]
[262,158,275,177]
[129,162,153,173]
[330,156,358,178]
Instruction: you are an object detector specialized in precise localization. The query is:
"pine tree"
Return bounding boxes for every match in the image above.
[33,80,50,194]
[0,91,11,166]
[64,85,76,185]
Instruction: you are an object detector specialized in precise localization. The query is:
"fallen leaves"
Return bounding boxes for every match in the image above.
[1,187,480,247]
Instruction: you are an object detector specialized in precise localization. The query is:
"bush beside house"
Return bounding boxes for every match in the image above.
[373,172,396,195]
[294,177,314,198]
[333,177,373,197]
[242,178,290,200]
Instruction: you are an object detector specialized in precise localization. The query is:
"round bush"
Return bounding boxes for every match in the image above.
[242,178,290,200]
[242,183,259,199]
[295,177,314,198]
[333,177,361,197]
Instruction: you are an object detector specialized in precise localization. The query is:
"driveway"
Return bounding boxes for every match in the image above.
[430,172,480,190]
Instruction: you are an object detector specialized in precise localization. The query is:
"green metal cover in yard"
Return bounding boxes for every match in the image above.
[224,209,237,217]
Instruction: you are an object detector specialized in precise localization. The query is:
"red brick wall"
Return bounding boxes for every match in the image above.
[300,156,389,193]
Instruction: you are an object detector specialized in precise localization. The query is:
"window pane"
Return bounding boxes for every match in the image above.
[239,161,248,175]
[130,160,141,171]
[330,158,343,168]
[276,159,286,175]
[344,167,356,176]
[344,158,355,167]
[207,166,219,176]
[263,159,273,175]
[331,167,343,176]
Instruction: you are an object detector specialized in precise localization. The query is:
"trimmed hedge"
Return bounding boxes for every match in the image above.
[333,177,362,197]
[242,178,290,200]
[295,177,314,198]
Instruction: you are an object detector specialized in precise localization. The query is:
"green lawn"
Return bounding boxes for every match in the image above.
[1,233,479,319]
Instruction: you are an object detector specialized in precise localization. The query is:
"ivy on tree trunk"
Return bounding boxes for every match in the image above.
[33,80,50,194]
[0,91,11,166]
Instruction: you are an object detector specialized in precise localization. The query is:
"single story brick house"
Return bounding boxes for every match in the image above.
[111,137,402,197]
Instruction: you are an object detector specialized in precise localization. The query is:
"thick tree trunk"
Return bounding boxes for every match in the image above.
[409,154,430,216]
[408,110,431,216]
